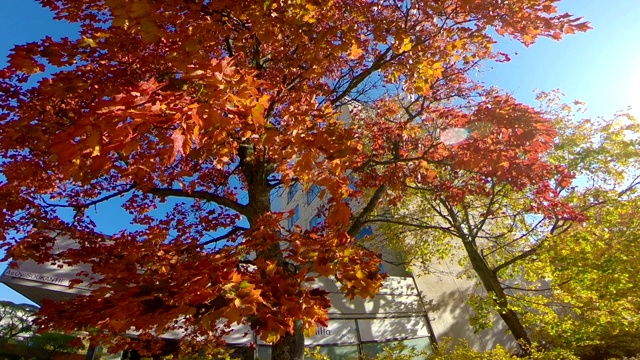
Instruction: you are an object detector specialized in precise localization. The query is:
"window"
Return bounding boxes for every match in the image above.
[356,225,373,240]
[348,174,358,190]
[309,212,324,229]
[306,345,359,359]
[288,205,300,229]
[306,184,321,204]
[361,338,432,358]
[287,182,300,203]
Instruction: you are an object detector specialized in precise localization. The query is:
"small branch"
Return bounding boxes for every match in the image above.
[201,226,249,246]
[364,217,456,236]
[331,47,394,106]
[501,285,553,293]
[224,36,234,57]
[492,244,543,275]
[41,184,136,209]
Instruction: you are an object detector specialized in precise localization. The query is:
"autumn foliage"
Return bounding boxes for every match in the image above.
[0,0,588,357]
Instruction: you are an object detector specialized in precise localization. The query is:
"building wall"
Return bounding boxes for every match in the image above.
[413,258,517,351]
[267,183,435,358]
[272,179,517,352]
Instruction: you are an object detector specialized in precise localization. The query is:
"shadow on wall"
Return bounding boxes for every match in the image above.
[308,276,433,356]
[414,260,518,352]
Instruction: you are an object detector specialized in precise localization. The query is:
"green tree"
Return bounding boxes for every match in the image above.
[520,94,640,358]
[0,301,36,347]
[29,332,82,360]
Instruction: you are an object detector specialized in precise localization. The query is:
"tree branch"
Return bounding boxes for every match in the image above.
[364,217,457,236]
[331,48,393,106]
[41,184,136,209]
[145,187,248,216]
[348,185,387,237]
[200,226,249,246]
[492,243,543,275]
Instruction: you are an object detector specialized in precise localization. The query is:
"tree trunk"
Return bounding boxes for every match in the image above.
[239,150,306,360]
[271,321,305,360]
[461,239,532,353]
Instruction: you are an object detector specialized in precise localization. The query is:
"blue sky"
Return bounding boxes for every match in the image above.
[1,0,638,304]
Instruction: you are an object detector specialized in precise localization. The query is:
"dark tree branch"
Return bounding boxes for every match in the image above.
[348,185,387,237]
[501,285,553,293]
[145,187,248,216]
[364,217,457,236]
[331,48,394,106]
[492,243,544,275]
[41,184,136,209]
[200,226,249,246]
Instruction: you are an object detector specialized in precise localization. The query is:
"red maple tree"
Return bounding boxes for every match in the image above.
[0,0,588,358]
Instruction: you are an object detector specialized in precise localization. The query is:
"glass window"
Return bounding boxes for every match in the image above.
[287,182,300,203]
[356,225,373,240]
[361,338,432,358]
[288,205,300,229]
[257,346,271,359]
[358,317,430,342]
[309,212,324,229]
[305,345,360,360]
[306,184,321,204]
[347,174,358,190]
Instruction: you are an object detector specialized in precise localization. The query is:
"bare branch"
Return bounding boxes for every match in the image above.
[200,226,249,246]
[331,48,393,106]
[364,217,457,236]
[41,184,136,209]
[145,187,248,216]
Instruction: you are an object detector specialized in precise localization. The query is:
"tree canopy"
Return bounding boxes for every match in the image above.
[0,0,589,358]
[371,91,640,358]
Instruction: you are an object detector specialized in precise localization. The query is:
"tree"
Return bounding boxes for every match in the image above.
[369,91,640,356]
[518,96,640,359]
[29,332,82,360]
[365,97,582,350]
[0,301,36,347]
[0,301,80,360]
[0,1,588,358]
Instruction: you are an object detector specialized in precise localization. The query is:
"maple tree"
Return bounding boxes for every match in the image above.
[0,1,589,358]
[371,92,640,356]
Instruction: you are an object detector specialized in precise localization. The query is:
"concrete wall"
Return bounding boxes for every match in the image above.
[413,257,517,351]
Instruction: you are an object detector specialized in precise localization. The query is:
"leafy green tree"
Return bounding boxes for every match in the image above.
[0,301,36,347]
[520,94,640,358]
[29,332,82,360]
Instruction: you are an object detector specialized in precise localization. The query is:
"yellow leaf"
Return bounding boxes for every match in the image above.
[400,37,413,52]
[252,103,265,127]
[79,37,98,48]
[348,43,364,60]
[304,325,317,337]
[260,331,281,344]
[266,262,277,276]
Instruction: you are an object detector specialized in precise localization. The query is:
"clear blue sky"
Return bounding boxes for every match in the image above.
[1,0,639,304]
